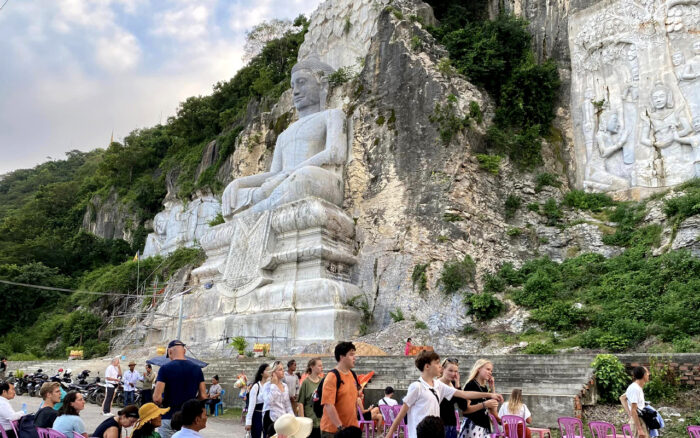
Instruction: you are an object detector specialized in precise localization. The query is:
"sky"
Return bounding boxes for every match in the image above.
[0,0,322,175]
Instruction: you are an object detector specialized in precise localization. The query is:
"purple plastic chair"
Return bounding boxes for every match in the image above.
[621,424,632,438]
[502,415,527,438]
[379,405,395,437]
[589,421,617,438]
[72,432,84,438]
[36,429,67,438]
[0,427,8,438]
[455,409,461,432]
[9,420,19,438]
[391,405,408,438]
[558,417,584,438]
[490,413,504,438]
[688,426,700,438]
[357,405,375,438]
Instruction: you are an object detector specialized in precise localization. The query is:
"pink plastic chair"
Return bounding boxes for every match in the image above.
[72,432,84,438]
[455,409,461,432]
[502,415,527,438]
[589,421,617,438]
[9,421,18,438]
[36,429,67,438]
[0,427,8,438]
[392,405,408,438]
[379,405,396,436]
[688,426,700,438]
[490,413,504,438]
[621,424,632,438]
[357,406,375,438]
[558,417,584,438]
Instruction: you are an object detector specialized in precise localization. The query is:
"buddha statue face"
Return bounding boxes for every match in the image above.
[291,69,322,112]
[672,51,685,66]
[651,88,671,110]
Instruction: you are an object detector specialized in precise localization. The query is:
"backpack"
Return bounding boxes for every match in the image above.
[17,414,40,438]
[312,369,360,418]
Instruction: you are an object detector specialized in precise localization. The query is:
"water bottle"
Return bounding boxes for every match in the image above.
[21,403,27,414]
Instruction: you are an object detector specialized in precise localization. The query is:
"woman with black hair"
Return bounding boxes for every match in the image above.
[171,399,207,438]
[53,391,88,438]
[245,363,271,438]
[93,405,140,438]
[0,381,23,438]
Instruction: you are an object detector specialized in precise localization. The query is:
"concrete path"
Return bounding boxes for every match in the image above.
[9,395,248,438]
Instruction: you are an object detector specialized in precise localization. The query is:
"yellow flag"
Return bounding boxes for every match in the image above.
[133,252,139,262]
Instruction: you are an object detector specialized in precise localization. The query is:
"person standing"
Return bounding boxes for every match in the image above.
[459,359,500,438]
[35,382,62,428]
[103,357,122,416]
[153,340,206,438]
[439,358,468,438]
[625,366,650,438]
[123,361,142,407]
[386,351,502,438]
[0,382,23,438]
[320,342,360,438]
[405,338,412,356]
[204,376,222,416]
[141,364,156,405]
[246,364,271,438]
[297,358,323,438]
[284,360,300,412]
[262,361,294,437]
[53,391,89,438]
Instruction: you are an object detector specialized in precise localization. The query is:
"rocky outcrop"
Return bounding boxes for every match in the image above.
[81,189,140,242]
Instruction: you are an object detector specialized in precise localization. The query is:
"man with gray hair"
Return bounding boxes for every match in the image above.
[102,356,121,416]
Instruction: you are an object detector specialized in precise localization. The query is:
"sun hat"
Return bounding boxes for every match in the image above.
[128,361,137,366]
[272,414,313,438]
[134,403,170,430]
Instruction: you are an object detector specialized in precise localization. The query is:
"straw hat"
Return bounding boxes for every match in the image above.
[134,403,170,430]
[271,414,313,438]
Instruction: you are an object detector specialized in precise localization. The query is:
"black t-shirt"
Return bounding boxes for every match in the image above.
[439,381,468,427]
[93,417,121,438]
[156,360,205,420]
[0,361,6,372]
[34,407,58,428]
[463,379,491,430]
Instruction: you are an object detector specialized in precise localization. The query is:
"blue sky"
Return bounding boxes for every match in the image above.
[0,0,321,174]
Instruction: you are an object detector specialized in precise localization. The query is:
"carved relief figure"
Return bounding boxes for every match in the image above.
[221,57,347,219]
[682,40,700,80]
[640,82,695,184]
[674,116,700,177]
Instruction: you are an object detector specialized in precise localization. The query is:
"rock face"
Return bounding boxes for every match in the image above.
[141,196,221,258]
[81,189,140,242]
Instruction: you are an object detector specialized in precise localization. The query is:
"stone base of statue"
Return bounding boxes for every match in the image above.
[189,196,362,345]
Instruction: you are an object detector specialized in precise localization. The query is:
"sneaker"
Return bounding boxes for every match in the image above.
[103,412,113,417]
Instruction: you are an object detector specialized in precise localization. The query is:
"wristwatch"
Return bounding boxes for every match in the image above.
[337,425,344,432]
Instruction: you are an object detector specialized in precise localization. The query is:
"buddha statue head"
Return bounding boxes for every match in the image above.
[650,81,674,111]
[290,56,335,114]
[672,51,685,67]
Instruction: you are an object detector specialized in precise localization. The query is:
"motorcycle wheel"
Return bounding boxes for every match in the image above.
[95,392,105,406]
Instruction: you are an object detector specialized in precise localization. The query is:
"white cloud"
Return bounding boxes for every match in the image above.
[95,29,142,72]
[152,2,214,41]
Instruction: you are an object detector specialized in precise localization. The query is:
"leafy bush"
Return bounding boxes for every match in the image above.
[497,262,523,286]
[504,194,521,219]
[534,173,561,192]
[208,213,225,226]
[440,255,476,294]
[483,272,506,293]
[412,263,429,294]
[591,354,629,403]
[563,190,615,212]
[430,101,469,145]
[601,203,646,247]
[389,308,405,322]
[469,101,483,124]
[672,336,699,353]
[664,180,700,225]
[524,342,556,354]
[486,125,543,169]
[542,198,562,226]
[230,336,248,355]
[464,292,505,320]
[512,271,554,307]
[527,202,540,212]
[530,302,584,332]
[328,66,353,86]
[476,154,502,175]
[598,334,630,352]
[507,227,522,237]
[415,321,428,329]
[645,357,680,403]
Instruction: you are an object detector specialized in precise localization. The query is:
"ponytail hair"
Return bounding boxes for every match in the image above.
[508,388,523,414]
[305,358,321,375]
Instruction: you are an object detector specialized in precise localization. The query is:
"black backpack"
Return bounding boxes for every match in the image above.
[17,414,40,438]
[312,369,360,418]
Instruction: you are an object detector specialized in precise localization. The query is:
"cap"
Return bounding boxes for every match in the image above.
[166,340,186,358]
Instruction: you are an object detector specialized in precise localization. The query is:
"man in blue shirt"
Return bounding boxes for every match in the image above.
[153,340,206,438]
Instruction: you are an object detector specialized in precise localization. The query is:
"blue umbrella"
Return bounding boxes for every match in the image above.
[147,355,208,368]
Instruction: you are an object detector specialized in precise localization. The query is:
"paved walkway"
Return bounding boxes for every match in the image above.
[9,395,248,438]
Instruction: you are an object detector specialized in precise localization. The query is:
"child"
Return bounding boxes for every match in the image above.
[386,351,503,438]
[498,389,532,438]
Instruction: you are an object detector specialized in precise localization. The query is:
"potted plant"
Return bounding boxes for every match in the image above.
[230,336,248,357]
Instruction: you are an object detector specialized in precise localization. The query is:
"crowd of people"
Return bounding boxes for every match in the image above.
[0,342,656,438]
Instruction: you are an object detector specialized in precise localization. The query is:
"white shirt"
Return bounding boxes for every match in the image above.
[377,397,398,406]
[172,427,203,438]
[498,402,531,420]
[263,382,293,422]
[245,382,264,426]
[626,382,645,412]
[283,372,299,397]
[0,396,23,431]
[123,370,142,391]
[403,377,457,438]
[105,365,120,388]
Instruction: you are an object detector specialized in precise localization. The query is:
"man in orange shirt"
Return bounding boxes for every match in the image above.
[320,342,360,438]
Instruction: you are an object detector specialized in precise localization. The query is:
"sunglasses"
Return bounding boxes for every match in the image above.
[442,358,459,366]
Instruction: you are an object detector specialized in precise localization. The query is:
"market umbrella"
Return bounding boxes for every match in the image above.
[146,355,208,368]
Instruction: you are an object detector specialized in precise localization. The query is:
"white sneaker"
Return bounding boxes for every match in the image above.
[103,412,113,417]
